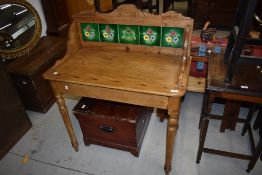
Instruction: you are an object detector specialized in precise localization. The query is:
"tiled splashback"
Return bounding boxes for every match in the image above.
[80,23,184,48]
[81,23,100,42]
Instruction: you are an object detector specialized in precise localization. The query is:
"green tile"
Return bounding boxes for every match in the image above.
[140,26,161,46]
[80,23,100,41]
[161,27,184,48]
[99,24,118,43]
[118,25,139,45]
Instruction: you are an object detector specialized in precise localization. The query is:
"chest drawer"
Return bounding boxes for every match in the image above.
[77,116,137,146]
[73,97,153,157]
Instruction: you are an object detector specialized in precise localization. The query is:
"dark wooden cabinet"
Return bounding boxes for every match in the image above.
[41,0,70,36]
[190,0,239,29]
[0,58,32,160]
[5,36,66,112]
[163,0,175,13]
[73,98,153,157]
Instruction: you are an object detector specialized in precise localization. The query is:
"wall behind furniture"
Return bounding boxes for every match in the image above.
[27,0,47,36]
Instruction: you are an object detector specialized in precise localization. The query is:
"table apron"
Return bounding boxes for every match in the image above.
[209,91,262,104]
[51,81,169,109]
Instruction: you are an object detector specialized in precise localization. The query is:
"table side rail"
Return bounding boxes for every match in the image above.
[51,81,169,109]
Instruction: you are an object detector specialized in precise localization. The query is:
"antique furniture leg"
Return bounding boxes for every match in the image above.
[229,102,241,130]
[242,105,257,136]
[220,101,232,132]
[253,106,262,130]
[156,108,168,122]
[196,117,210,163]
[199,90,208,129]
[199,91,214,129]
[164,97,181,175]
[246,137,262,172]
[241,105,262,172]
[196,91,214,163]
[55,93,79,151]
[258,108,262,161]
[220,100,241,132]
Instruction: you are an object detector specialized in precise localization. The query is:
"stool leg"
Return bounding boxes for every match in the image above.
[196,117,210,163]
[220,101,232,132]
[199,90,208,129]
[229,102,241,131]
[246,138,262,173]
[253,106,262,130]
[220,101,240,132]
[242,105,257,136]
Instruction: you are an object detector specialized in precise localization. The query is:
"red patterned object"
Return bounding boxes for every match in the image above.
[191,36,228,48]
[252,46,262,57]
[244,45,262,57]
[190,61,207,77]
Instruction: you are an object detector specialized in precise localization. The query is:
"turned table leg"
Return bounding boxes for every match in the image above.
[164,97,181,175]
[55,94,79,151]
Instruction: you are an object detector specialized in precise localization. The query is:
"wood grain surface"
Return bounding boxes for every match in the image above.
[45,48,184,96]
[43,5,194,175]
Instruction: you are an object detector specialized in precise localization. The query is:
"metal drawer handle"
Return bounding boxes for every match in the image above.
[99,125,115,133]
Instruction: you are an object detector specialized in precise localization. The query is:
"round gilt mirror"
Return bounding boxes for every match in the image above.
[0,0,41,59]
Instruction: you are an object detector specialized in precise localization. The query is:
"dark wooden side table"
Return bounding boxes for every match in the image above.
[189,0,239,29]
[0,58,32,159]
[5,36,67,113]
[196,53,262,172]
[41,0,70,36]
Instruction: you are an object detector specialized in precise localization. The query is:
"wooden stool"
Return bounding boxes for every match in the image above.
[196,92,262,173]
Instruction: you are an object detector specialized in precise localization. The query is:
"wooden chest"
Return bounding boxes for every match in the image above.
[73,98,153,157]
[5,36,66,112]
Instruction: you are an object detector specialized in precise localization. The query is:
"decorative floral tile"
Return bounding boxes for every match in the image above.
[99,24,118,43]
[140,26,161,46]
[80,23,100,41]
[118,25,139,45]
[161,27,184,48]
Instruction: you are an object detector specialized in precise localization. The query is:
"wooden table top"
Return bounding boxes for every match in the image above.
[5,36,66,76]
[44,48,190,97]
[208,53,262,98]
